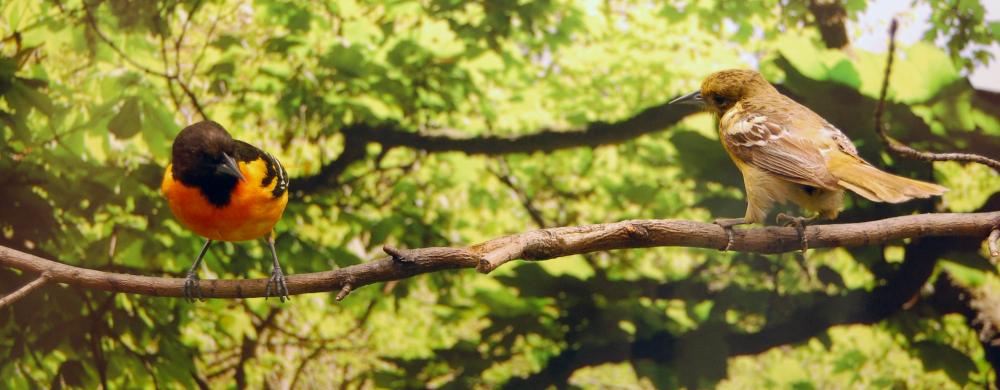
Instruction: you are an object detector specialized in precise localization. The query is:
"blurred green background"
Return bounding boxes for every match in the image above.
[2,0,1000,388]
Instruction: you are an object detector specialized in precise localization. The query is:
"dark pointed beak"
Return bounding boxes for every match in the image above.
[217,152,245,181]
[669,90,704,107]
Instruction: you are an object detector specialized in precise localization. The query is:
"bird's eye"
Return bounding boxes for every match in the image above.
[713,96,729,106]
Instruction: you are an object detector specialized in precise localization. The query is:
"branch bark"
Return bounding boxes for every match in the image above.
[1,212,997,300]
[808,0,850,49]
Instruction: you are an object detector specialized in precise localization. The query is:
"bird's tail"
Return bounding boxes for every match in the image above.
[828,153,947,203]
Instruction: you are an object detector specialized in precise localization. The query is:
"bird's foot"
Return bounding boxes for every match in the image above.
[183,272,204,302]
[265,266,290,302]
[714,218,750,252]
[776,213,815,253]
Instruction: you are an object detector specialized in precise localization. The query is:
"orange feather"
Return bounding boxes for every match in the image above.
[162,158,288,242]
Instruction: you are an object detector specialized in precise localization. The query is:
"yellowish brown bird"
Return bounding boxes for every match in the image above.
[670,69,946,249]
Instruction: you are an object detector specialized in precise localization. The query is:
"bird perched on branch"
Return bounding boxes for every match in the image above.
[671,69,946,250]
[161,121,290,301]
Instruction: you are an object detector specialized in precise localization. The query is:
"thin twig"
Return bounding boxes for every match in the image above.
[875,19,1000,172]
[189,3,228,80]
[491,157,607,276]
[335,283,352,301]
[0,273,50,309]
[82,7,171,78]
[83,4,208,120]
[160,34,187,120]
[174,75,208,120]
[174,0,204,78]
[491,158,548,228]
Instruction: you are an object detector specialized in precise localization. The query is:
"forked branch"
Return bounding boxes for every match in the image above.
[0,272,50,308]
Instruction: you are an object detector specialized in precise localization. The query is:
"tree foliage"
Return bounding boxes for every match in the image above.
[2,0,999,388]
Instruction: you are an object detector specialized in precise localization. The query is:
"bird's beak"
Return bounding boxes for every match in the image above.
[217,152,246,181]
[669,90,705,107]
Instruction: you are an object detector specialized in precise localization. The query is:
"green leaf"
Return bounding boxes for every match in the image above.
[209,61,235,77]
[321,44,370,77]
[833,349,867,373]
[55,360,90,387]
[140,100,176,159]
[0,57,16,79]
[370,216,402,248]
[913,340,976,385]
[816,265,847,290]
[633,360,680,389]
[108,97,142,139]
[326,246,364,267]
[264,36,302,53]
[286,8,311,32]
[890,43,961,103]
[827,60,860,89]
[211,34,242,50]
[158,339,195,387]
[10,78,54,115]
[791,381,816,390]
[675,323,730,388]
[939,258,990,286]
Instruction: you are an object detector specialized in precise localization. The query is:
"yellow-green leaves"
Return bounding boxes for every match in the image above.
[108,97,142,139]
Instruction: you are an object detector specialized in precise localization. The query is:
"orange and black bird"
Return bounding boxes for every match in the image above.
[161,121,290,301]
[670,69,946,249]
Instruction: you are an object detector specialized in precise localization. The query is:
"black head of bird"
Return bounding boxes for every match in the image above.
[170,121,246,185]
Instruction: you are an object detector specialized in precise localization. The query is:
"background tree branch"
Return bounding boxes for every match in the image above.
[294,103,701,193]
[504,237,959,388]
[808,0,850,49]
[1,212,997,304]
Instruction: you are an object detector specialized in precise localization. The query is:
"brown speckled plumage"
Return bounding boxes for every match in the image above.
[697,69,947,224]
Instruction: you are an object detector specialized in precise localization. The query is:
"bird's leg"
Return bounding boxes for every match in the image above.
[185,239,212,302]
[714,218,751,252]
[775,213,817,253]
[264,234,290,302]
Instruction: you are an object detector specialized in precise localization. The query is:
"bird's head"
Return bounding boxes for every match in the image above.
[170,120,245,184]
[670,69,776,115]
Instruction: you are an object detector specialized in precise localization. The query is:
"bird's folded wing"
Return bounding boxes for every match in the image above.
[234,140,289,197]
[723,114,840,190]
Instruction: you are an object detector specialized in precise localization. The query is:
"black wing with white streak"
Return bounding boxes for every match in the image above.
[234,140,288,199]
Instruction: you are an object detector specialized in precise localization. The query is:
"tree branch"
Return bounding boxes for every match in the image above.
[233,307,279,390]
[875,19,1000,172]
[0,273,50,308]
[506,237,953,388]
[294,103,700,193]
[808,0,850,49]
[0,212,997,300]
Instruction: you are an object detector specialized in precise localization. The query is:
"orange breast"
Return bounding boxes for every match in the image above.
[162,160,288,242]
